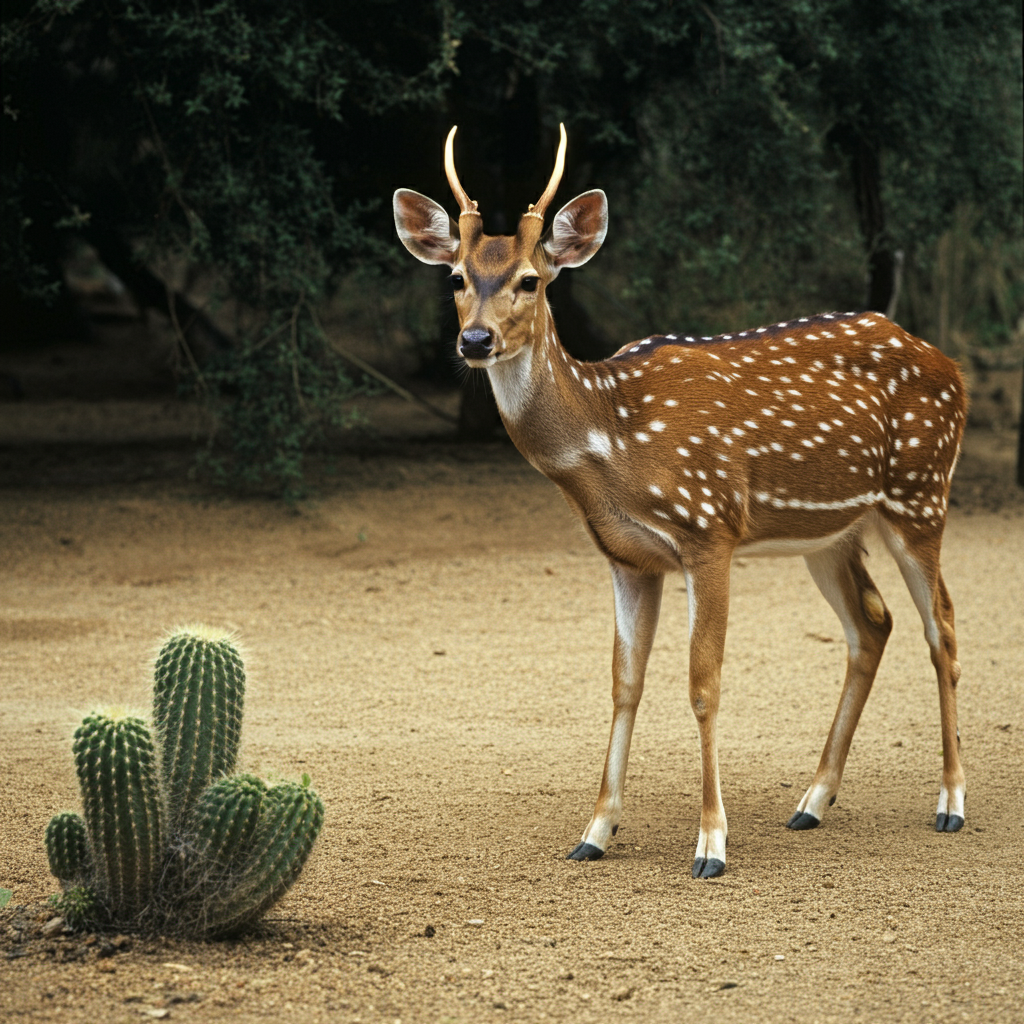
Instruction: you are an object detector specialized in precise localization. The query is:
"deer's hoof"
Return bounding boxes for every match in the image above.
[692,857,725,879]
[935,813,964,833]
[786,811,821,831]
[566,842,605,861]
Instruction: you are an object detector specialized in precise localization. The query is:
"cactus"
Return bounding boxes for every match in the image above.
[72,712,162,918]
[45,811,91,886]
[179,773,267,890]
[152,628,245,828]
[201,780,325,936]
[44,628,324,937]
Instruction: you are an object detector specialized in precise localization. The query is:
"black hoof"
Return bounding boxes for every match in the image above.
[786,811,821,831]
[692,857,725,879]
[935,813,964,833]
[567,842,605,861]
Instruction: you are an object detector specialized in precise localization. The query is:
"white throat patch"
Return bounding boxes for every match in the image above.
[488,344,534,423]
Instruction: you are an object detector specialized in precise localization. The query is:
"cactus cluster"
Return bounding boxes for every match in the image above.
[44,629,324,936]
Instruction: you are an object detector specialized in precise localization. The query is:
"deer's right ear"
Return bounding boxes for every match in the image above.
[393,189,459,266]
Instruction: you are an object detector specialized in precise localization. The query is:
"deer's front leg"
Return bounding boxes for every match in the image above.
[686,558,731,878]
[567,563,664,861]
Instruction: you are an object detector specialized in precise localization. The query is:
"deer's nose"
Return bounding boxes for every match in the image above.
[459,328,493,360]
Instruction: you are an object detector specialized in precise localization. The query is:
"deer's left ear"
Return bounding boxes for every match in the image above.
[393,189,459,266]
[543,190,607,271]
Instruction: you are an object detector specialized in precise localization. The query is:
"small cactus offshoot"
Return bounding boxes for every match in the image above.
[45,811,91,886]
[43,629,323,936]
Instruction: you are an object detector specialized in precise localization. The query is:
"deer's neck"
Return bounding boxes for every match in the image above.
[487,306,612,474]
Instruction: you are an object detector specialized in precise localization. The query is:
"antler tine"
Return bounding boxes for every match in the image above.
[444,126,478,215]
[526,123,567,220]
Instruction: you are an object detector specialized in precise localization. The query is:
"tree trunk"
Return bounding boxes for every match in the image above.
[1017,367,1024,488]
[831,127,897,316]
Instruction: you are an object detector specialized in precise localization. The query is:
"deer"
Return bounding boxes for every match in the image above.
[393,124,967,877]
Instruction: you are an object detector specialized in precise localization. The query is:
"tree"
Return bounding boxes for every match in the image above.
[2,0,455,495]
[3,1,1020,490]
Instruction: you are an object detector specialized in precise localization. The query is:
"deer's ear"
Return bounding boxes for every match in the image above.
[393,189,459,265]
[543,190,607,270]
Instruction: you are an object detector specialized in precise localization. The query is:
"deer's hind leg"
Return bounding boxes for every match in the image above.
[789,535,893,830]
[878,519,965,832]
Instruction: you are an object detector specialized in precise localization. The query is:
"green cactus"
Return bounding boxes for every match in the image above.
[49,885,103,930]
[72,712,162,918]
[152,628,245,828]
[186,773,267,871]
[201,781,324,936]
[45,811,91,886]
[45,628,323,936]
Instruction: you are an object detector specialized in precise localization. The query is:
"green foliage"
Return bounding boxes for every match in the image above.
[2,0,1020,483]
[2,0,451,492]
[905,205,1024,354]
[44,628,324,936]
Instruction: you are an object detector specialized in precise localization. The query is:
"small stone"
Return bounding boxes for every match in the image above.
[96,960,116,973]
[774,955,785,961]
[466,919,485,927]
[423,925,436,938]
[41,917,63,938]
[611,986,634,1001]
[822,881,835,889]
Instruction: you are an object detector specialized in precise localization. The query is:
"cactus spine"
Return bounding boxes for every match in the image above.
[152,629,245,828]
[45,811,91,886]
[72,712,162,917]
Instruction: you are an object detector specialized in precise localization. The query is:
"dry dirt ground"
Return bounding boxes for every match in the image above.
[1,391,1023,1024]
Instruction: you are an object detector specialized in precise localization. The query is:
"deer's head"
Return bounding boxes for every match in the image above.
[393,125,607,368]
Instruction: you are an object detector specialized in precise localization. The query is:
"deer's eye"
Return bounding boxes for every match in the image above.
[521,276,539,293]
[448,274,465,291]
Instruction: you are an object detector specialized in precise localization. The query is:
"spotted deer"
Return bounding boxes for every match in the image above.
[393,125,967,877]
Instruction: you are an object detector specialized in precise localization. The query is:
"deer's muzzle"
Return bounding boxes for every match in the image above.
[459,328,494,361]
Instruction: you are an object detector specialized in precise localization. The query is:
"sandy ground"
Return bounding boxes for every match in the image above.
[1,397,1023,1024]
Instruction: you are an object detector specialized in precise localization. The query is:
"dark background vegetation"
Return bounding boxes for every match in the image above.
[2,0,1022,494]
